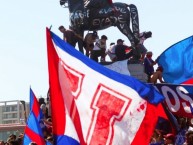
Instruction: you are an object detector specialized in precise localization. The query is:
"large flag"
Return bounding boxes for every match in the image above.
[23,88,46,145]
[157,36,193,84]
[47,28,167,145]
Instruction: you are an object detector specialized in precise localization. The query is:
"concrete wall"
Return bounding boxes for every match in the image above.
[128,63,147,82]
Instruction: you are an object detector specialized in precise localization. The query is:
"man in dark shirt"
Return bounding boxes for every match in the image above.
[114,39,131,61]
[144,51,156,82]
[58,25,77,47]
[59,25,84,54]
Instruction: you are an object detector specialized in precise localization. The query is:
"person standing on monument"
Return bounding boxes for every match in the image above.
[144,51,156,82]
[90,35,108,62]
[83,31,98,57]
[58,25,84,54]
[58,25,77,47]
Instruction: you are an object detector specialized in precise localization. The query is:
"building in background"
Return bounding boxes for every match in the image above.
[0,100,30,141]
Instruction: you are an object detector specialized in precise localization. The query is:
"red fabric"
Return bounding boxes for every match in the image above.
[47,28,86,145]
[182,78,193,84]
[32,95,40,118]
[47,28,66,135]
[132,103,168,145]
[25,126,45,145]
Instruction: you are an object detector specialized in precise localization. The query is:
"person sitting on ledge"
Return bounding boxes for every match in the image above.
[150,66,165,84]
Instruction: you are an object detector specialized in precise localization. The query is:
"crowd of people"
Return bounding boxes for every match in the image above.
[1,99,193,145]
[149,117,193,145]
[0,134,23,145]
[58,25,164,83]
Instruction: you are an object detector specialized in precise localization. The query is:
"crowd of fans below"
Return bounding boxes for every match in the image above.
[1,102,193,145]
[0,75,192,145]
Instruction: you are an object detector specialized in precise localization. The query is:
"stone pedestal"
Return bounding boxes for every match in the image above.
[128,63,147,82]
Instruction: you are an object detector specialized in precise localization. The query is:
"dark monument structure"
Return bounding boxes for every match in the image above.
[60,0,142,61]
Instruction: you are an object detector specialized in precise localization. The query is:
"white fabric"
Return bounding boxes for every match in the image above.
[105,60,131,76]
[108,45,116,53]
[93,39,106,50]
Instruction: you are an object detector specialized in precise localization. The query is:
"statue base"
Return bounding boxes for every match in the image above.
[127,63,147,82]
[101,60,147,82]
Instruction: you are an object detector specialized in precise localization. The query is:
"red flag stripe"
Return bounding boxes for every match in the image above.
[25,126,45,144]
[32,95,40,118]
[132,103,166,145]
[47,28,66,134]
[182,78,193,84]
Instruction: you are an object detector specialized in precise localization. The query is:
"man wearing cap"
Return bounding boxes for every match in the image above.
[90,35,108,62]
[114,39,132,61]
[164,133,175,145]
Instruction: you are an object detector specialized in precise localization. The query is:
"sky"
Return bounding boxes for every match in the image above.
[0,0,193,102]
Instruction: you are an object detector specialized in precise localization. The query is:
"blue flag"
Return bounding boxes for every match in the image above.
[29,88,44,120]
[24,88,52,145]
[157,36,193,84]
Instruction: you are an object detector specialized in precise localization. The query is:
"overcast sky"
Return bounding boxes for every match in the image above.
[0,0,193,102]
